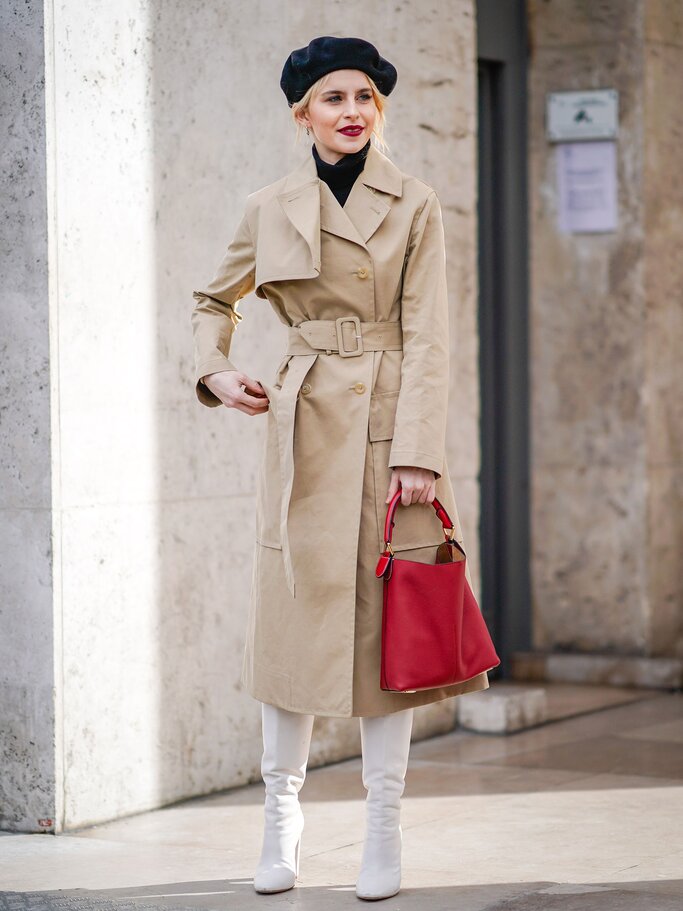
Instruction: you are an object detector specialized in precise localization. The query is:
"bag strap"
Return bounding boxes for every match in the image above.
[382,486,457,554]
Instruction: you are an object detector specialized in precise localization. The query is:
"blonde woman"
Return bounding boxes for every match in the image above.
[191,35,490,901]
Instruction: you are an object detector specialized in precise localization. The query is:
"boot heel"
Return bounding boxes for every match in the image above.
[294,832,302,878]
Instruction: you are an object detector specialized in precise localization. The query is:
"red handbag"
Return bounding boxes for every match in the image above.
[375,488,501,693]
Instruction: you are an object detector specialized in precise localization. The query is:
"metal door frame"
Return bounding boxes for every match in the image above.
[476,0,531,675]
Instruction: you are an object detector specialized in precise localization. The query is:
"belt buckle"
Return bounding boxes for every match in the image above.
[335,316,363,357]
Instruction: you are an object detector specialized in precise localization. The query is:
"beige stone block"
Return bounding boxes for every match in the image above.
[457,682,548,733]
[528,0,642,48]
[647,466,683,657]
[514,650,683,688]
[644,0,683,46]
[545,652,683,687]
[531,465,647,653]
[643,45,683,470]
[643,261,683,467]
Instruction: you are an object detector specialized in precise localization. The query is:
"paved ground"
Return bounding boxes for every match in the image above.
[1,690,682,910]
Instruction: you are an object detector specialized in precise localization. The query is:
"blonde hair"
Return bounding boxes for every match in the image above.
[290,71,390,153]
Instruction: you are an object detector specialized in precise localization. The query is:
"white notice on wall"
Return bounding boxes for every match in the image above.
[557,141,618,233]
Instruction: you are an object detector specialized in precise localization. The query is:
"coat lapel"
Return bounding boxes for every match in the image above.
[334,143,403,246]
[276,172,322,272]
[255,144,403,296]
[277,142,403,259]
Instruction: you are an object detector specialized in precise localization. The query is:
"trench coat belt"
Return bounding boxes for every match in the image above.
[274,318,403,598]
[285,318,403,356]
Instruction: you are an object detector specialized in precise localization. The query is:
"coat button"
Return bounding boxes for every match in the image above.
[301,383,312,395]
[357,267,368,279]
[353,382,366,394]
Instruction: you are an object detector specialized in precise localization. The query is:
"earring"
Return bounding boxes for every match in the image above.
[306,127,310,136]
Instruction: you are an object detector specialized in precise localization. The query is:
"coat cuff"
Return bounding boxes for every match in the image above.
[195,357,239,407]
[387,449,444,480]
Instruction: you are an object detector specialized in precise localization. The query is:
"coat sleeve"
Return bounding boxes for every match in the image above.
[190,205,256,407]
[388,190,450,480]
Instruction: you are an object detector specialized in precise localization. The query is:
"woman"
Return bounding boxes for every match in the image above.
[191,36,491,901]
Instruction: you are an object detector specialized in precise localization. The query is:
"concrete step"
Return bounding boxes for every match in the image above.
[456,679,658,734]
[511,650,683,689]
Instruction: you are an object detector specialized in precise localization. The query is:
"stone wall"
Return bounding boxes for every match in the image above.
[0,1,480,831]
[528,0,683,659]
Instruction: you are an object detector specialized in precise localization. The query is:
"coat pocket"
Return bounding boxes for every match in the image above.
[368,389,400,442]
[368,389,451,553]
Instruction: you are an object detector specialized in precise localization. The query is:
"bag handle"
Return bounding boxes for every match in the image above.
[382,486,457,554]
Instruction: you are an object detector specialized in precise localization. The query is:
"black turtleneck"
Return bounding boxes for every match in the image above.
[312,138,371,208]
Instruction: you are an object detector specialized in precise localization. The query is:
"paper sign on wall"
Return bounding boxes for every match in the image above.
[556,141,618,233]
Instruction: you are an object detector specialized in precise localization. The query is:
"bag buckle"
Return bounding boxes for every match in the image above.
[335,316,363,357]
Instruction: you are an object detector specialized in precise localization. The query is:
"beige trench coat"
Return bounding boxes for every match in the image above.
[191,143,491,717]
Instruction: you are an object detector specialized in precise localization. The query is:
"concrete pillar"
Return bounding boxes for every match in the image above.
[0,0,58,835]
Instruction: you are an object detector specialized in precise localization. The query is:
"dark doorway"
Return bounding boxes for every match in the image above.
[476,0,531,675]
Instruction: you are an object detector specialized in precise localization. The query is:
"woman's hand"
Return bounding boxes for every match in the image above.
[202,370,270,415]
[386,466,437,506]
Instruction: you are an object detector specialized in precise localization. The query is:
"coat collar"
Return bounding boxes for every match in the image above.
[280,141,403,197]
[275,143,403,259]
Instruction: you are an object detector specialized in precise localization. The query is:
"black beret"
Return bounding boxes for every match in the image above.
[280,36,398,107]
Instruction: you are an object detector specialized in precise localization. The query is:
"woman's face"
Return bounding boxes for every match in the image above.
[299,69,377,164]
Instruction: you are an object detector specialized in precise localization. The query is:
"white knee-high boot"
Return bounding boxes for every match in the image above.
[253,702,315,894]
[356,706,415,901]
